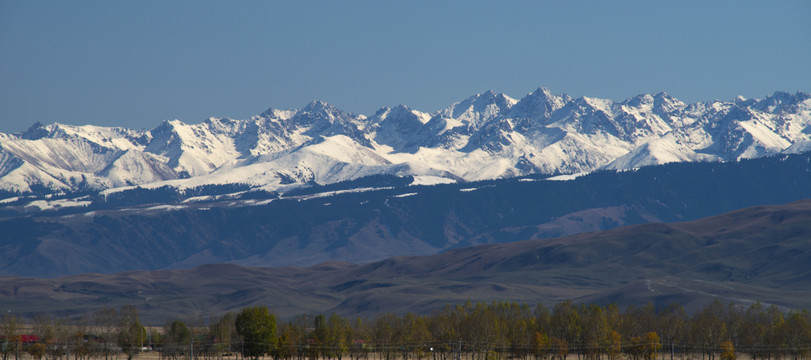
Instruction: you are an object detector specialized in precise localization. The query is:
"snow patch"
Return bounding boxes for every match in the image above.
[410,175,456,186]
[0,197,20,204]
[144,204,187,211]
[26,198,91,211]
[290,187,394,201]
[546,173,588,181]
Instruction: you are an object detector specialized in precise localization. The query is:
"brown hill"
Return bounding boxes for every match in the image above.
[2,200,811,324]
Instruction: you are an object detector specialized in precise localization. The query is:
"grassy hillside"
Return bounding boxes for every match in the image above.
[2,200,810,323]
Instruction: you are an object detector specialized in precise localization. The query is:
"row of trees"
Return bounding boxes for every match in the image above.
[1,305,147,360]
[3,300,811,360]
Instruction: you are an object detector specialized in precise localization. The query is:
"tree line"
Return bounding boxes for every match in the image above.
[3,300,811,360]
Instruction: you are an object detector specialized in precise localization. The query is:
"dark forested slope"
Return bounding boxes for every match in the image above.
[3,152,811,277]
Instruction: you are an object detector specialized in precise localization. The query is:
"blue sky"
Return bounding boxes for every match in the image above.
[1,0,809,133]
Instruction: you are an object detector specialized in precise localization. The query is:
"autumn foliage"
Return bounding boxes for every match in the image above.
[4,300,811,360]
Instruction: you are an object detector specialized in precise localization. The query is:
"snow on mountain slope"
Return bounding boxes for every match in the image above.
[97,150,178,187]
[3,136,119,173]
[785,140,811,154]
[614,94,675,139]
[0,123,148,192]
[603,134,720,170]
[0,159,106,193]
[439,90,516,129]
[0,150,22,179]
[508,87,569,122]
[2,88,810,197]
[144,119,242,176]
[286,100,371,147]
[369,105,431,152]
[20,122,149,150]
[148,134,428,193]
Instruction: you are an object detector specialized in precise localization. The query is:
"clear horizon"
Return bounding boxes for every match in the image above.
[2,0,810,133]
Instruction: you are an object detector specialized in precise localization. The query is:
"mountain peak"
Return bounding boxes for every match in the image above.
[532,86,554,96]
[624,93,655,107]
[753,91,811,114]
[577,96,613,113]
[508,87,566,121]
[440,90,515,125]
[373,106,390,117]
[463,90,511,104]
[258,107,297,121]
[651,92,685,114]
[293,100,347,125]
[21,121,49,140]
[392,104,412,112]
[3,86,810,197]
[302,100,333,112]
[158,119,185,128]
[477,90,515,103]
[259,105,281,117]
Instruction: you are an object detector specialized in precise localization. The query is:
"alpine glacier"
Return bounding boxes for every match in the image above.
[1,87,810,195]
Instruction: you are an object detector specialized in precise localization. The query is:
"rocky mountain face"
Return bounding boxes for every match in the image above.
[2,88,810,196]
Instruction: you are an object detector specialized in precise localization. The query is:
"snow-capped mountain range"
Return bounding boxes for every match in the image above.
[2,87,810,195]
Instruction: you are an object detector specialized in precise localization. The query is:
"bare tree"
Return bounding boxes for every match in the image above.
[1,313,20,360]
[94,308,119,360]
[117,306,146,360]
